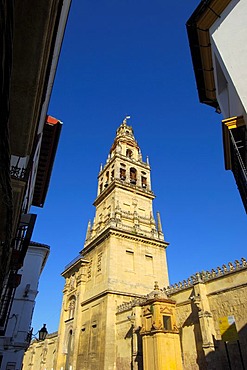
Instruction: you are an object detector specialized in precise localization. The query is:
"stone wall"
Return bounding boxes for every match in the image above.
[22,332,58,370]
[167,258,247,370]
[22,258,247,370]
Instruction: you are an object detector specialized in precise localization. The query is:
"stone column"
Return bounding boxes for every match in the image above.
[193,279,218,369]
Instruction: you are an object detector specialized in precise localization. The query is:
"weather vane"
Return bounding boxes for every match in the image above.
[122,115,131,124]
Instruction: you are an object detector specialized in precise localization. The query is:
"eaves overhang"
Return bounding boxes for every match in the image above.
[186,0,231,109]
[32,116,62,207]
[9,0,69,157]
[29,241,50,272]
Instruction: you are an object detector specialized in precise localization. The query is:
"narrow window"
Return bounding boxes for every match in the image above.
[126,149,132,158]
[126,250,134,270]
[141,176,147,188]
[105,171,109,187]
[130,168,137,184]
[120,168,126,180]
[163,315,172,330]
[145,254,153,275]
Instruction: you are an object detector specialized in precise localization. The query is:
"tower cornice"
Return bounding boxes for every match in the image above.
[94,177,155,207]
[82,226,169,255]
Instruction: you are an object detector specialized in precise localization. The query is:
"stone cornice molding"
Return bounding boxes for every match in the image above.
[82,226,169,254]
[94,177,155,207]
[62,256,89,277]
[81,289,145,308]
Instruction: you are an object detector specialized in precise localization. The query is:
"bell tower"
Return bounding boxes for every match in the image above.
[86,117,165,245]
[57,118,170,370]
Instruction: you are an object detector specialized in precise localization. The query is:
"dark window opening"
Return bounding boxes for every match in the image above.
[105,171,109,187]
[163,315,172,331]
[120,168,126,180]
[126,149,133,158]
[130,168,137,184]
[141,176,147,188]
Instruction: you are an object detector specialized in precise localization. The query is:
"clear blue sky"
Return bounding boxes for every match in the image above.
[31,0,246,334]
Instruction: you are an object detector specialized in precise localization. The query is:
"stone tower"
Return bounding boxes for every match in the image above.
[56,118,169,370]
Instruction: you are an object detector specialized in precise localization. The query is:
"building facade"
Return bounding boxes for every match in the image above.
[0,242,50,369]
[22,120,247,370]
[0,1,72,367]
[186,0,247,212]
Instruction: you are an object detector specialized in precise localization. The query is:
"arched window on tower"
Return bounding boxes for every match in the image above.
[111,170,114,181]
[126,149,133,158]
[130,168,137,185]
[105,171,109,187]
[141,176,147,188]
[120,168,126,181]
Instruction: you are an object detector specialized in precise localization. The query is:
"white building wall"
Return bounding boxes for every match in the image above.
[0,243,49,370]
[210,0,247,123]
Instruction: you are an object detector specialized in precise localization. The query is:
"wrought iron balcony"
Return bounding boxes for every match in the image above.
[223,116,247,213]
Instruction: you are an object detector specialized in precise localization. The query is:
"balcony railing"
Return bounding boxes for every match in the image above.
[229,129,247,213]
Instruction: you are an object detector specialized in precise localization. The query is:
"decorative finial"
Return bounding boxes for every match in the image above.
[146,156,149,165]
[138,149,142,161]
[154,281,159,290]
[100,163,103,171]
[156,212,164,240]
[86,220,91,240]
[122,115,131,124]
[156,211,163,233]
